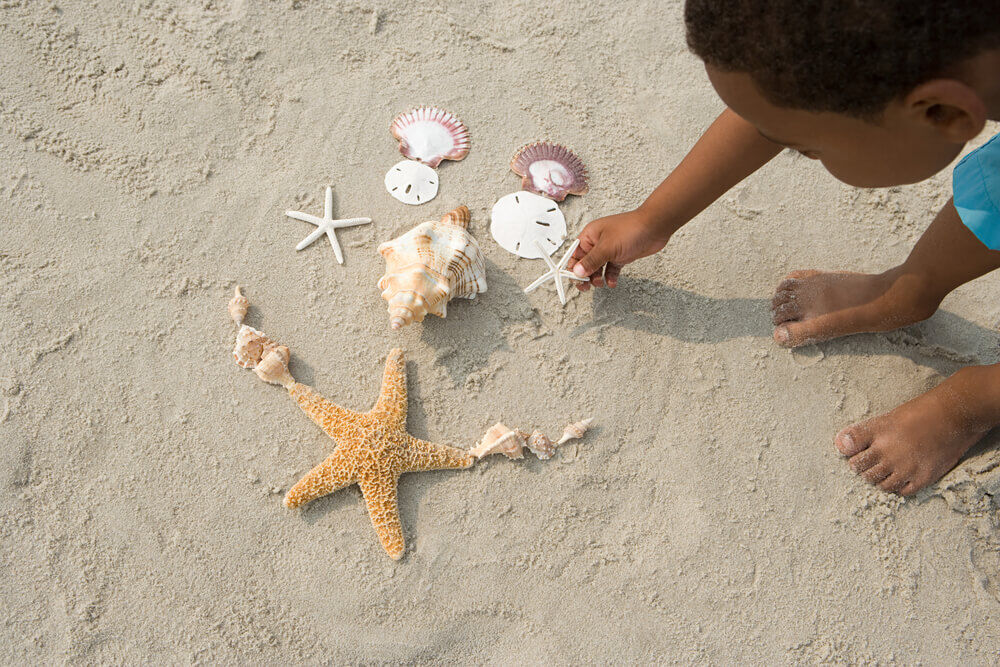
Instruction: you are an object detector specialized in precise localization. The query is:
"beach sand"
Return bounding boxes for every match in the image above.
[2,0,1000,662]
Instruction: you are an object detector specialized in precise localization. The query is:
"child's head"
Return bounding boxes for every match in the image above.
[685,0,1000,187]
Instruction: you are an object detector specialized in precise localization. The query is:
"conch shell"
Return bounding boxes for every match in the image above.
[377,206,487,329]
[233,325,280,369]
[469,423,525,460]
[229,286,249,326]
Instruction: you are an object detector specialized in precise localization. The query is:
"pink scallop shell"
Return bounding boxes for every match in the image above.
[510,141,589,202]
[390,107,470,168]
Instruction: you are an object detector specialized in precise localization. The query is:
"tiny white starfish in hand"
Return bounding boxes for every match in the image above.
[285,186,372,264]
[523,238,587,306]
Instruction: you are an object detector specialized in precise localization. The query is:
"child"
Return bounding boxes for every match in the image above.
[570,1,1000,495]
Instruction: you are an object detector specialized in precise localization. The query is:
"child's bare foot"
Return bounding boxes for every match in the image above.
[834,365,1000,495]
[770,268,941,348]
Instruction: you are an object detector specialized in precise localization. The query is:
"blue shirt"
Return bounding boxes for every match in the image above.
[954,132,1000,250]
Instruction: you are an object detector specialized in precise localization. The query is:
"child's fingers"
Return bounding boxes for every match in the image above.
[572,242,613,280]
[604,262,622,288]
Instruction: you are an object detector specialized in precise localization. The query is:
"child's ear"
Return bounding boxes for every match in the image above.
[903,79,987,143]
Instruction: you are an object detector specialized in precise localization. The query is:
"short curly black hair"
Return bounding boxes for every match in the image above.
[685,0,1000,117]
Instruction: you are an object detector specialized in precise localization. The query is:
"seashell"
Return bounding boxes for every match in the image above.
[254,345,294,387]
[490,190,567,259]
[470,422,525,460]
[557,418,594,445]
[228,286,249,326]
[233,325,280,369]
[510,141,588,202]
[525,429,556,459]
[377,205,487,329]
[390,107,470,168]
[384,159,439,206]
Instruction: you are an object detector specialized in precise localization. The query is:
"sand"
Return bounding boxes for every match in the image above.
[2,0,1000,662]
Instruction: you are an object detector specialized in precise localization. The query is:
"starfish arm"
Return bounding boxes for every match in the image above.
[403,435,474,473]
[558,239,581,270]
[284,450,356,508]
[296,226,326,250]
[324,186,333,219]
[326,229,344,264]
[359,474,405,560]
[534,240,558,270]
[523,271,553,294]
[372,348,407,426]
[288,382,361,442]
[555,274,567,305]
[560,270,587,282]
[286,211,326,226]
[336,217,373,228]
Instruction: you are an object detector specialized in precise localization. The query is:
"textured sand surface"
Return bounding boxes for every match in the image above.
[2,1,1000,662]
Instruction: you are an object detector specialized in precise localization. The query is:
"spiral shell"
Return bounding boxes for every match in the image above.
[557,418,593,445]
[254,346,294,387]
[229,286,249,326]
[377,206,487,329]
[233,325,280,369]
[469,422,525,460]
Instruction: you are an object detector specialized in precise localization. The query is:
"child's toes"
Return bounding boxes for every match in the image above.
[771,290,796,311]
[835,423,873,456]
[771,301,801,325]
[848,446,881,475]
[862,462,892,484]
[773,313,850,347]
[880,473,908,494]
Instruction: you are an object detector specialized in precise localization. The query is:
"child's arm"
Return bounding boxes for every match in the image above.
[570,108,783,288]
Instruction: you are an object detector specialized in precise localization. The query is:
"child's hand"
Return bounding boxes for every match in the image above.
[568,209,670,290]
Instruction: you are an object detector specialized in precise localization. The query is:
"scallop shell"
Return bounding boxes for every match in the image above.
[470,422,525,460]
[557,418,593,445]
[510,141,588,202]
[490,190,567,259]
[377,206,487,329]
[229,286,249,326]
[384,159,439,206]
[390,107,470,168]
[233,325,280,369]
[254,345,294,387]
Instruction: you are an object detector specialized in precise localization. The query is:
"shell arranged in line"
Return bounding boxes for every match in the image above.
[384,159,439,206]
[233,325,280,369]
[525,430,555,460]
[490,190,567,259]
[558,418,593,445]
[255,345,293,387]
[228,286,249,326]
[377,206,487,329]
[511,141,588,202]
[390,107,470,168]
[469,423,525,460]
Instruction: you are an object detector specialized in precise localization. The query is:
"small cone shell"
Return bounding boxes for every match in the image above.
[255,346,293,387]
[557,418,593,445]
[229,286,249,326]
[377,206,486,329]
[470,422,525,460]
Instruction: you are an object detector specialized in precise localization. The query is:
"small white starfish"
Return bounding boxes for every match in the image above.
[285,186,372,264]
[523,239,587,306]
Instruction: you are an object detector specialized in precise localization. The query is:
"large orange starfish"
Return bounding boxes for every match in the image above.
[273,348,473,560]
